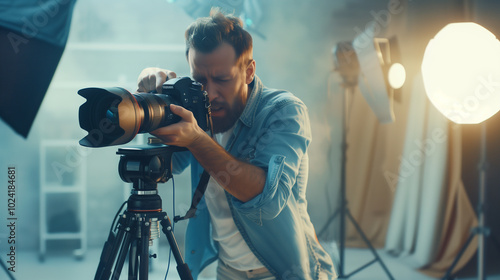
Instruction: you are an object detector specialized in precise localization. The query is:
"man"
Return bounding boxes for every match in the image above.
[137,9,336,280]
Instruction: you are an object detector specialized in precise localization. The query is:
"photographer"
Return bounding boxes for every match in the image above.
[137,9,336,280]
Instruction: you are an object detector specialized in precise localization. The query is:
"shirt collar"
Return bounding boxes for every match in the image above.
[239,75,263,128]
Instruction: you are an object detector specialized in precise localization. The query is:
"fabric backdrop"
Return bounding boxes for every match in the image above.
[337,71,478,278]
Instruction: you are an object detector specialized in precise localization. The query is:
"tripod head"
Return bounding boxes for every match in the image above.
[117,144,186,212]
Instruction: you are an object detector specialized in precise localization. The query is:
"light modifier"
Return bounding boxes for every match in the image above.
[352,31,405,124]
[421,22,500,124]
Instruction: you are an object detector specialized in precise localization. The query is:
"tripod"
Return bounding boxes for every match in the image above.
[318,42,394,280]
[94,144,192,280]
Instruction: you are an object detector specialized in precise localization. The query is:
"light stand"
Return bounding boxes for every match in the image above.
[420,22,500,280]
[442,123,491,280]
[319,42,395,280]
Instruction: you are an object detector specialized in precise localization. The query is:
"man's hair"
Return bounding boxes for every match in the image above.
[185,8,253,64]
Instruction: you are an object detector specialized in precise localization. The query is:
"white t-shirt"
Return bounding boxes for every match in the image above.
[204,128,264,271]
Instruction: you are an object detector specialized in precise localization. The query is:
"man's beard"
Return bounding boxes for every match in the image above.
[211,100,245,134]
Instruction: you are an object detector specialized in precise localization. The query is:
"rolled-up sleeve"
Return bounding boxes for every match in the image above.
[231,99,311,223]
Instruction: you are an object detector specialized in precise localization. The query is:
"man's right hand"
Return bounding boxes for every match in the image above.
[137,67,177,93]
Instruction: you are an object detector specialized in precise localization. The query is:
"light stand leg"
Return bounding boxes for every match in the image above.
[442,232,476,280]
[318,208,340,238]
[345,209,394,280]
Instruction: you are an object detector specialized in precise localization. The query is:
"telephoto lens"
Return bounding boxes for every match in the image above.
[78,77,210,148]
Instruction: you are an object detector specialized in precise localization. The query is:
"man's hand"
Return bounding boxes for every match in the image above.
[150,104,206,148]
[137,67,177,93]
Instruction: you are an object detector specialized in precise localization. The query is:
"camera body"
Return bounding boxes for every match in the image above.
[78,77,210,148]
[161,77,210,131]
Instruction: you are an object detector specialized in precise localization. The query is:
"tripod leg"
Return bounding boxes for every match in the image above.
[111,230,133,280]
[139,220,150,280]
[160,216,193,280]
[346,209,395,280]
[442,231,475,280]
[318,207,341,238]
[129,239,139,280]
[95,215,129,280]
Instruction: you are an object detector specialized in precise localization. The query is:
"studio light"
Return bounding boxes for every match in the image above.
[352,28,405,123]
[320,27,406,279]
[421,22,500,124]
[388,63,406,90]
[421,22,500,280]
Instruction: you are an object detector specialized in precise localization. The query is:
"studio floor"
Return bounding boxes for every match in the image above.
[4,246,500,280]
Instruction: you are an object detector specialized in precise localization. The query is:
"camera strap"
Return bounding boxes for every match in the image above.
[173,169,210,222]
[174,127,239,223]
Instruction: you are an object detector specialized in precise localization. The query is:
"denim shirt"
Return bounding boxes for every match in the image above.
[172,76,336,279]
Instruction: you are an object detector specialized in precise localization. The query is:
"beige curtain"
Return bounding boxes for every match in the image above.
[341,72,478,278]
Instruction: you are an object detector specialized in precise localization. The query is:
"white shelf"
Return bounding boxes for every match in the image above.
[39,140,87,260]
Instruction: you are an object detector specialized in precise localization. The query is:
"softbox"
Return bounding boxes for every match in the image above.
[0,0,76,138]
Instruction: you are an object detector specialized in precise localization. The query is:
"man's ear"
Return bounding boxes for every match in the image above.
[246,59,256,84]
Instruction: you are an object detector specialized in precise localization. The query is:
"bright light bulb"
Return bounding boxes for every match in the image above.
[421,22,500,124]
[388,63,406,89]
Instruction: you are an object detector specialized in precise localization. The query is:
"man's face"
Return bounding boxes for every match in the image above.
[188,43,255,133]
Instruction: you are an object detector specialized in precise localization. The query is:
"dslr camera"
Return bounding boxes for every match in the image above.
[78,77,211,148]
